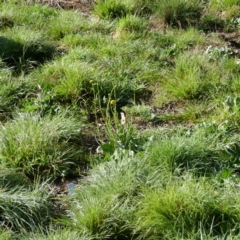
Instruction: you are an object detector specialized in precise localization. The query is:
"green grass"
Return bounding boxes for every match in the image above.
[0,1,56,31]
[22,228,93,240]
[93,0,130,19]
[154,0,204,28]
[161,50,232,100]
[116,14,148,34]
[64,153,152,239]
[0,166,52,232]
[64,141,240,239]
[146,124,233,174]
[0,69,36,119]
[136,175,240,239]
[210,0,240,9]
[1,0,240,239]
[0,112,85,177]
[0,27,56,74]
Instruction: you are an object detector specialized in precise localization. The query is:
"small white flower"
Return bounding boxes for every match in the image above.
[148,135,154,142]
[96,146,103,154]
[120,112,126,125]
[129,150,134,157]
[37,84,42,92]
[205,45,212,54]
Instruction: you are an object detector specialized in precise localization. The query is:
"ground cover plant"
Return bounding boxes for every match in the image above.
[1,0,240,239]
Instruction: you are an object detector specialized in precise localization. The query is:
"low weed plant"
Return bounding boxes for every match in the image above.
[93,93,146,161]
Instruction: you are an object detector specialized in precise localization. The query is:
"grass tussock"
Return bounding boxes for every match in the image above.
[136,176,240,239]
[0,166,52,232]
[155,0,204,28]
[0,112,84,177]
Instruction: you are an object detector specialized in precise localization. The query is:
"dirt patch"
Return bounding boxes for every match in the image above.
[35,0,95,12]
[154,101,184,115]
[218,32,240,57]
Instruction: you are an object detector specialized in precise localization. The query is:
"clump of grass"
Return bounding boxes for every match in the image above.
[22,228,92,240]
[39,33,158,108]
[199,11,225,32]
[93,0,156,18]
[0,69,36,120]
[91,71,146,108]
[57,16,114,43]
[0,179,52,232]
[135,175,240,239]
[50,39,149,108]
[162,51,211,100]
[0,112,84,177]
[65,153,152,239]
[145,122,240,176]
[146,125,220,174]
[171,27,206,48]
[93,0,129,19]
[30,50,94,102]
[129,0,156,15]
[0,164,29,188]
[116,14,148,34]
[0,27,56,74]
[65,32,110,51]
[155,0,203,28]
[162,50,234,101]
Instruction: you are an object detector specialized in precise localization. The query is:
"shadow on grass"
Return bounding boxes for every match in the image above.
[0,16,14,29]
[0,35,56,75]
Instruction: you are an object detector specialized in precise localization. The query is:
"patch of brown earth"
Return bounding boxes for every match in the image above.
[218,32,240,57]
[34,0,94,12]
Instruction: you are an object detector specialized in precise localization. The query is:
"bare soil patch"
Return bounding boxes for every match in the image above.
[36,0,94,12]
[219,32,240,57]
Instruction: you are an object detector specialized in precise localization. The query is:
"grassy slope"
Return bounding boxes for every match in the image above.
[0,0,240,239]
